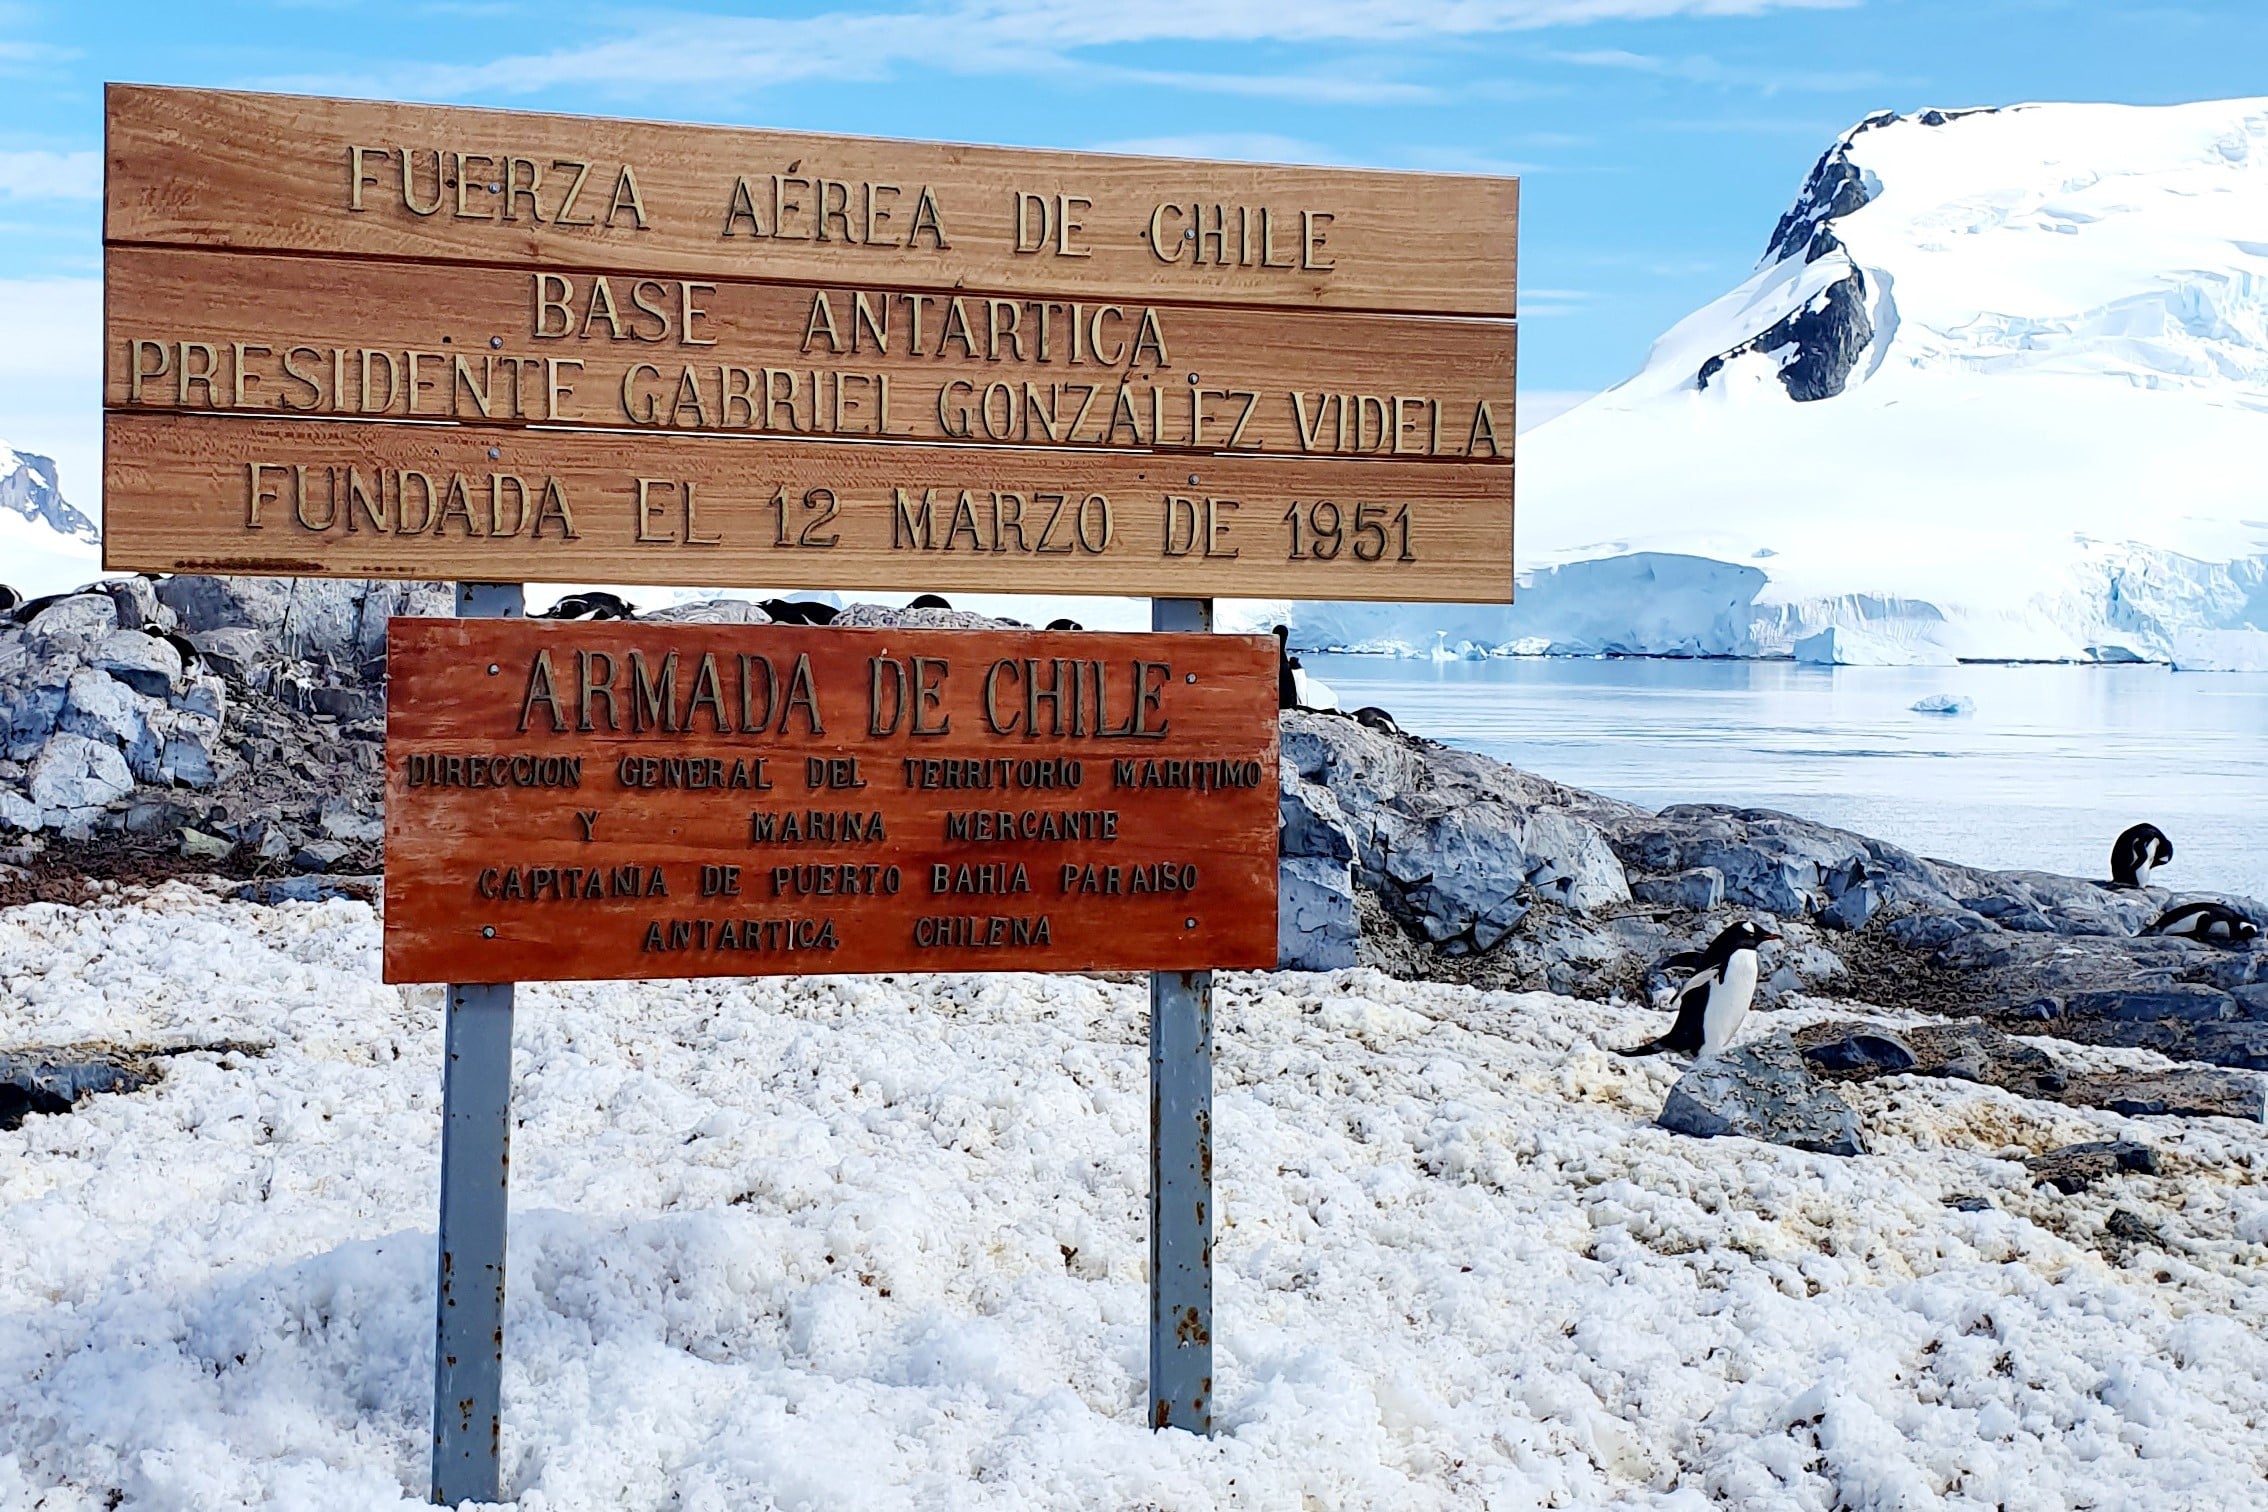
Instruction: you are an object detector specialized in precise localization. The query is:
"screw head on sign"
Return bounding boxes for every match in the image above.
[1184,918,1197,929]
[490,336,503,349]
[1185,672,1196,683]
[488,448,500,460]
[1187,475,1200,486]
[487,664,500,675]
[1187,372,1200,385]
[482,926,497,938]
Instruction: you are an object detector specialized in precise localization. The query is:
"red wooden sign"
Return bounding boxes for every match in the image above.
[383,619,1280,983]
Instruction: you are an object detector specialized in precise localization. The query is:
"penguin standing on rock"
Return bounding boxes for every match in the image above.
[1616,921,1780,1060]
[2111,824,2174,888]
[2144,902,2260,946]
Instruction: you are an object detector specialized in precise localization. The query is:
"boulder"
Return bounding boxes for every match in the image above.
[1283,711,1632,958]
[26,594,117,646]
[317,797,383,843]
[1631,867,1725,910]
[1656,1036,1865,1156]
[94,576,172,634]
[156,575,449,667]
[59,668,147,748]
[2060,1068,2265,1121]
[92,629,183,697]
[0,788,38,831]
[1279,854,1359,971]
[184,626,266,681]
[178,827,234,862]
[27,733,134,815]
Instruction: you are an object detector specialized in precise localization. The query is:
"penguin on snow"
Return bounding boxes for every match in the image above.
[1616,920,1781,1060]
[2111,823,2174,889]
[2144,901,2260,946]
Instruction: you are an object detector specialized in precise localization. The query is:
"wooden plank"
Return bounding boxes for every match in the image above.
[103,411,1514,603]
[105,85,1517,317]
[103,246,1515,461]
[381,619,1280,983]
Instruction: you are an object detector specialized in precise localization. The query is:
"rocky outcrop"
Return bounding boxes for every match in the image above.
[0,576,449,864]
[1656,1037,1866,1156]
[1281,710,1632,961]
[1793,1018,2264,1121]
[1,592,230,837]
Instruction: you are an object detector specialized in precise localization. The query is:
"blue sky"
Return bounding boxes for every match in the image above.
[2,0,2264,500]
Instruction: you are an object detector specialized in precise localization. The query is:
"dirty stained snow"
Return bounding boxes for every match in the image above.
[2,885,2266,1511]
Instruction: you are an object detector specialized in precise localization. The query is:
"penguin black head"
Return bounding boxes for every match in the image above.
[2111,823,2174,888]
[907,593,953,611]
[1703,919,1781,962]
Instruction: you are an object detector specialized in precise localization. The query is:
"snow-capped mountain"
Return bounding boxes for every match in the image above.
[1273,98,2268,665]
[0,444,100,598]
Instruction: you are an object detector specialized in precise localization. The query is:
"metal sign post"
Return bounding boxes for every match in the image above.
[1148,596,1215,1436]
[431,581,522,1507]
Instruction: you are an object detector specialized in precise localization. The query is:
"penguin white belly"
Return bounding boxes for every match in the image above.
[2133,859,2156,888]
[1699,951,1760,1057]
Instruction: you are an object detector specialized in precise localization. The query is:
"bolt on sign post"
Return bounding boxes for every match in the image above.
[101,82,1515,1503]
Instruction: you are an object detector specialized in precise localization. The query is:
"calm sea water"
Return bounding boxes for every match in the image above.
[1302,655,2268,904]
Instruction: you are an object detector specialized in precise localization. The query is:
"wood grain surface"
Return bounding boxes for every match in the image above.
[104,246,1516,459]
[103,411,1515,602]
[382,619,1280,983]
[106,85,1518,316]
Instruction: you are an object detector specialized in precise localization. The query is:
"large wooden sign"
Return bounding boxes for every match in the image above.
[382,620,1281,983]
[103,85,1517,602]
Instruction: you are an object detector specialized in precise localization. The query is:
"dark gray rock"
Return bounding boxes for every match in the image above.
[2104,1208,2167,1252]
[91,629,182,697]
[2062,1068,2266,1122]
[1279,763,1355,864]
[0,1047,153,1131]
[1797,1025,1918,1076]
[1282,711,1631,958]
[1657,1037,1865,1157]
[1279,854,1359,972]
[2026,1140,2161,1194]
[291,838,353,872]
[1794,1016,2265,1121]
[1632,867,1725,911]
[2065,987,2236,1024]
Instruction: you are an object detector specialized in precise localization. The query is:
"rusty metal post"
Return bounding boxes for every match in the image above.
[433,582,521,1505]
[1148,596,1214,1435]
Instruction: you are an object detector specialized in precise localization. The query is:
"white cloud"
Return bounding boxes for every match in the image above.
[0,150,99,201]
[272,0,1860,102]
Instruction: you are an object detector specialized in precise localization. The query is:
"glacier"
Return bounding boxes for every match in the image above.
[1266,98,2268,665]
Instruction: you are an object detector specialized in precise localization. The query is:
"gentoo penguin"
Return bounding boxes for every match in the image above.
[758,598,837,626]
[1273,625,1298,710]
[1349,706,1403,736]
[1615,921,1780,1060]
[1046,617,1084,631]
[2144,901,2260,946]
[907,593,953,610]
[2111,824,2174,888]
[539,590,634,621]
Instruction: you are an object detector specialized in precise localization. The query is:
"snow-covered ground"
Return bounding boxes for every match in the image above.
[5,886,2267,1510]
